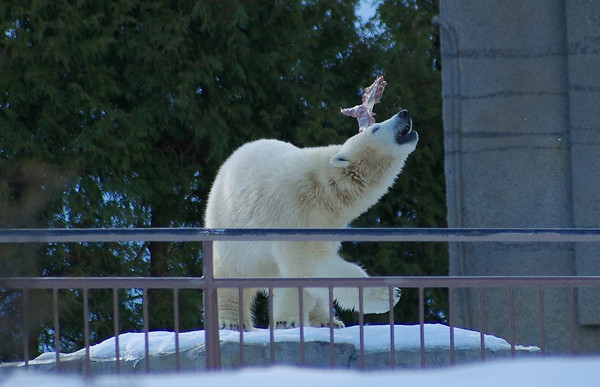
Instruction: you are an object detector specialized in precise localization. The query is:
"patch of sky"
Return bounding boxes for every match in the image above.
[355,0,377,24]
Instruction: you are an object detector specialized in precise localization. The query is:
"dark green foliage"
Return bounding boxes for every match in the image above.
[0,0,445,360]
[0,289,24,361]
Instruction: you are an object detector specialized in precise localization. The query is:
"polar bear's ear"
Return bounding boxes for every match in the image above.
[330,152,350,168]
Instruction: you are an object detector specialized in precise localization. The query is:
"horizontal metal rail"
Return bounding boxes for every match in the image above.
[1,227,600,243]
[3,276,600,289]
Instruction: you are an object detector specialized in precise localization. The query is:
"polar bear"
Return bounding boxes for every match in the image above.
[205,109,418,330]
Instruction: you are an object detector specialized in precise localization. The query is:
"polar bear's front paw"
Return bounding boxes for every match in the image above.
[219,319,247,331]
[362,286,401,314]
[275,320,298,329]
[316,318,345,329]
[274,317,345,328]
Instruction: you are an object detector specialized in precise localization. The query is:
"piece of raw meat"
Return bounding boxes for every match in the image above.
[341,76,387,132]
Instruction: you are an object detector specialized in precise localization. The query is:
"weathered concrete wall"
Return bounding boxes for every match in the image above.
[438,0,600,352]
[566,0,600,326]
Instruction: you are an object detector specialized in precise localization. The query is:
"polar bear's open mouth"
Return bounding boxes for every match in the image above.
[400,123,411,137]
[396,122,416,145]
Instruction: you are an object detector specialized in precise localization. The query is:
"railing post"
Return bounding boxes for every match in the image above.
[52,288,60,373]
[22,289,29,370]
[203,240,221,370]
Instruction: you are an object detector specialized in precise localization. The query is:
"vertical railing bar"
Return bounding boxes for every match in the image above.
[53,288,60,373]
[328,286,335,368]
[202,240,221,370]
[143,287,150,373]
[298,286,305,366]
[173,288,181,372]
[538,287,545,356]
[509,287,516,357]
[358,286,365,370]
[449,287,455,366]
[479,287,485,360]
[22,288,29,370]
[82,288,91,376]
[268,287,275,365]
[569,286,575,355]
[388,286,396,369]
[238,287,245,367]
[419,287,425,368]
[112,288,120,374]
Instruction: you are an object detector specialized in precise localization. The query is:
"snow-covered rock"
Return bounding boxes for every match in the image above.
[1,324,539,374]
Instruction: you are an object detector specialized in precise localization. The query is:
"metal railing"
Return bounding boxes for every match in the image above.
[2,227,600,373]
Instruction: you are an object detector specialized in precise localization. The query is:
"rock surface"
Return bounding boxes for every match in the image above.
[1,340,537,374]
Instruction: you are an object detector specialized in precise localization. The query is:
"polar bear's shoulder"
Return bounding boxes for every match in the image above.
[226,139,340,168]
[239,138,297,152]
[228,139,298,162]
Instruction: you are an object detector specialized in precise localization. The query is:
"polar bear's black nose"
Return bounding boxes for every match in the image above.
[398,109,410,119]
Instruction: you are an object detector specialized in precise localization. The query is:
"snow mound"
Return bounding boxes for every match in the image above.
[34,324,538,361]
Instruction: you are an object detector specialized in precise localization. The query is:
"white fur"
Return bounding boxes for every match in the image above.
[205,112,418,330]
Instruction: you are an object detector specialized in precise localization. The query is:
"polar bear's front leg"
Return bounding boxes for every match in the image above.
[336,286,401,314]
[273,288,345,328]
[217,287,256,331]
[308,297,345,328]
[326,258,401,313]
[272,287,311,328]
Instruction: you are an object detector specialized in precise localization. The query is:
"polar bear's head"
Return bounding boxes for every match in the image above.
[330,109,418,169]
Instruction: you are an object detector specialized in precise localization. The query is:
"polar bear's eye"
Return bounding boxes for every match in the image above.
[371,124,381,133]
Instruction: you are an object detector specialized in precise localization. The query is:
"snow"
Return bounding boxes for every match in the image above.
[32,324,538,362]
[2,358,600,387]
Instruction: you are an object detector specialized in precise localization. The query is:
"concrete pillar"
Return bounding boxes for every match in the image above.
[438,0,600,352]
[566,0,600,326]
